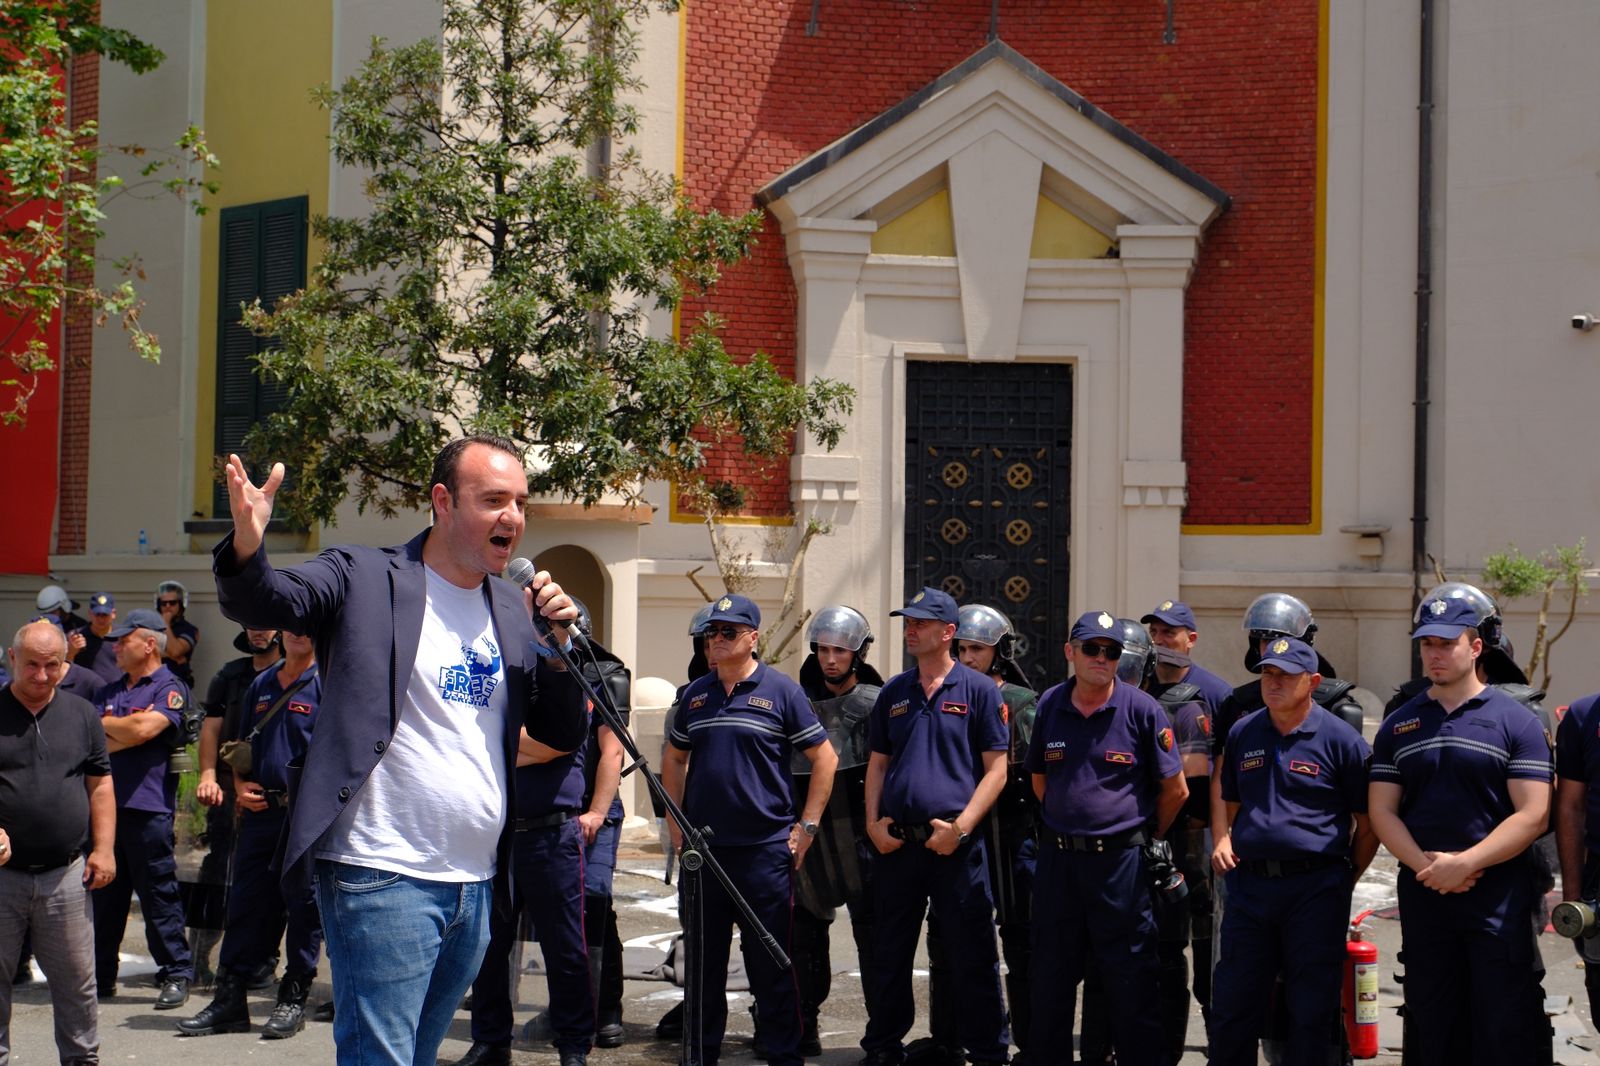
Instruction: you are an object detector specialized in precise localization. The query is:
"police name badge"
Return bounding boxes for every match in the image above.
[746,696,774,710]
[889,698,911,718]
[1044,740,1065,762]
[1393,717,1421,735]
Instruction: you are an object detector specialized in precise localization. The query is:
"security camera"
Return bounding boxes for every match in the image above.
[1574,313,1598,332]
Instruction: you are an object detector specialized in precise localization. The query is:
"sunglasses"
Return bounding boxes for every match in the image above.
[1075,641,1123,661]
[157,599,182,607]
[703,624,748,642]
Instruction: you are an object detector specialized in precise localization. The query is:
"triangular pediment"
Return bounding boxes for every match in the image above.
[756,40,1228,233]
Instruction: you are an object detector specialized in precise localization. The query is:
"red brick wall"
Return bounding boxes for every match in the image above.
[680,0,1319,524]
[56,46,99,554]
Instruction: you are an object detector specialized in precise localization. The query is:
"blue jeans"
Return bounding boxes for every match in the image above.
[315,861,491,1066]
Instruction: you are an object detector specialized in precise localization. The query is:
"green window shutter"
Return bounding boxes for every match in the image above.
[212,197,307,516]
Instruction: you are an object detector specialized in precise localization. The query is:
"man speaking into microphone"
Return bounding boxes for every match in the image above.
[213,435,587,1066]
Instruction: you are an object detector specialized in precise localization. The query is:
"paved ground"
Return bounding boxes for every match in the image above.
[9,828,1600,1064]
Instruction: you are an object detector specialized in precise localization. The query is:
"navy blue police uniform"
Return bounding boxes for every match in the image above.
[470,700,596,1056]
[670,596,827,1066]
[73,593,122,684]
[578,638,632,1046]
[1555,692,1600,1021]
[1208,638,1369,1066]
[1371,600,1553,1066]
[861,589,1009,1066]
[218,660,324,983]
[1024,613,1183,1066]
[91,644,195,990]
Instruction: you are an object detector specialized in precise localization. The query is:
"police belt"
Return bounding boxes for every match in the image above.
[514,809,577,832]
[1041,827,1149,853]
[888,816,963,846]
[16,850,80,874]
[1237,854,1347,878]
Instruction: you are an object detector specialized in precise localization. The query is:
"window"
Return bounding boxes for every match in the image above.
[212,197,307,516]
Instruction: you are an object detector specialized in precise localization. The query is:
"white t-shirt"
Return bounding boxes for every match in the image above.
[317,565,509,881]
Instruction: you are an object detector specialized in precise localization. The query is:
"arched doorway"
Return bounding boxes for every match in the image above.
[539,544,608,645]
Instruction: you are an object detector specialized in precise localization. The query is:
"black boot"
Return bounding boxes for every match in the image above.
[262,970,313,1040]
[176,969,250,1036]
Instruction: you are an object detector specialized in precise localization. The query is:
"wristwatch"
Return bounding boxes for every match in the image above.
[955,823,970,846]
[800,820,819,838]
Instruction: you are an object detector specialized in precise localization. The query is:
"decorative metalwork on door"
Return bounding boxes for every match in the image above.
[905,362,1072,687]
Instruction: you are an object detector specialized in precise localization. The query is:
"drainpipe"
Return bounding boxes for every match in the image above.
[1411,0,1436,674]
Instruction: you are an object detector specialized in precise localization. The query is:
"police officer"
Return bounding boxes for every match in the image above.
[179,630,323,1039]
[1085,619,1212,1065]
[458,641,602,1066]
[1556,683,1600,1023]
[948,604,1036,1066]
[520,598,632,1051]
[1369,596,1553,1065]
[91,607,195,1007]
[190,627,283,987]
[73,592,121,684]
[1025,611,1186,1066]
[1140,600,1233,714]
[861,588,1009,1066]
[154,580,200,688]
[662,594,837,1066]
[785,604,882,1057]
[35,585,89,634]
[1209,637,1375,1066]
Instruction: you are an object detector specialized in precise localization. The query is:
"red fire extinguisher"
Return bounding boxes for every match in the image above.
[1344,910,1380,1059]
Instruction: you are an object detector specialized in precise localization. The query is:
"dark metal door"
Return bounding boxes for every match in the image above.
[904,361,1072,688]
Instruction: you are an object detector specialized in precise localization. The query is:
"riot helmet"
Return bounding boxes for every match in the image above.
[1418,581,1526,684]
[1114,618,1155,687]
[1242,592,1315,643]
[807,605,874,656]
[1242,592,1316,673]
[688,602,715,636]
[955,604,1016,658]
[156,579,189,610]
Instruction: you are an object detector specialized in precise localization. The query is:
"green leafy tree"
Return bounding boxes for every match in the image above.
[241,0,851,526]
[1,0,218,425]
[1481,538,1592,691]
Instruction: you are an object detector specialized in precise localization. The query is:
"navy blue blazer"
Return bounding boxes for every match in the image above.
[212,528,585,901]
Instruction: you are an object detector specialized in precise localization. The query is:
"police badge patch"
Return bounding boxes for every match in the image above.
[1157,727,1174,752]
[717,597,732,611]
[167,690,184,710]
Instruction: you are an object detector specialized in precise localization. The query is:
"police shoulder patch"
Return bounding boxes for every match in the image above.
[1157,727,1174,752]
[688,693,708,709]
[167,690,185,710]
[889,698,911,718]
[1197,714,1211,736]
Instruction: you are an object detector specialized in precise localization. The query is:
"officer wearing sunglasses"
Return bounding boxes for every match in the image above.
[1023,611,1188,1066]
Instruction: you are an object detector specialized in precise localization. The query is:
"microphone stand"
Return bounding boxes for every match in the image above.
[534,625,790,1066]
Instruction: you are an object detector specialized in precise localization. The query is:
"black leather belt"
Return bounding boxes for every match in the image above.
[1042,827,1149,853]
[18,850,80,874]
[514,810,576,832]
[1237,854,1347,878]
[888,815,963,846]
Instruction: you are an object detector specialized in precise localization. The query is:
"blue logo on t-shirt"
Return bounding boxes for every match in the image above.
[439,638,502,707]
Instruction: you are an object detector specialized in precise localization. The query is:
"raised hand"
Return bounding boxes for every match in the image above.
[225,454,285,562]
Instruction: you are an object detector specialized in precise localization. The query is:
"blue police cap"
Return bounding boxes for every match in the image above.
[1070,610,1124,646]
[1412,596,1481,640]
[26,613,65,630]
[89,592,115,615]
[1250,636,1319,675]
[1139,600,1196,630]
[108,608,167,639]
[705,593,760,629]
[891,587,959,624]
